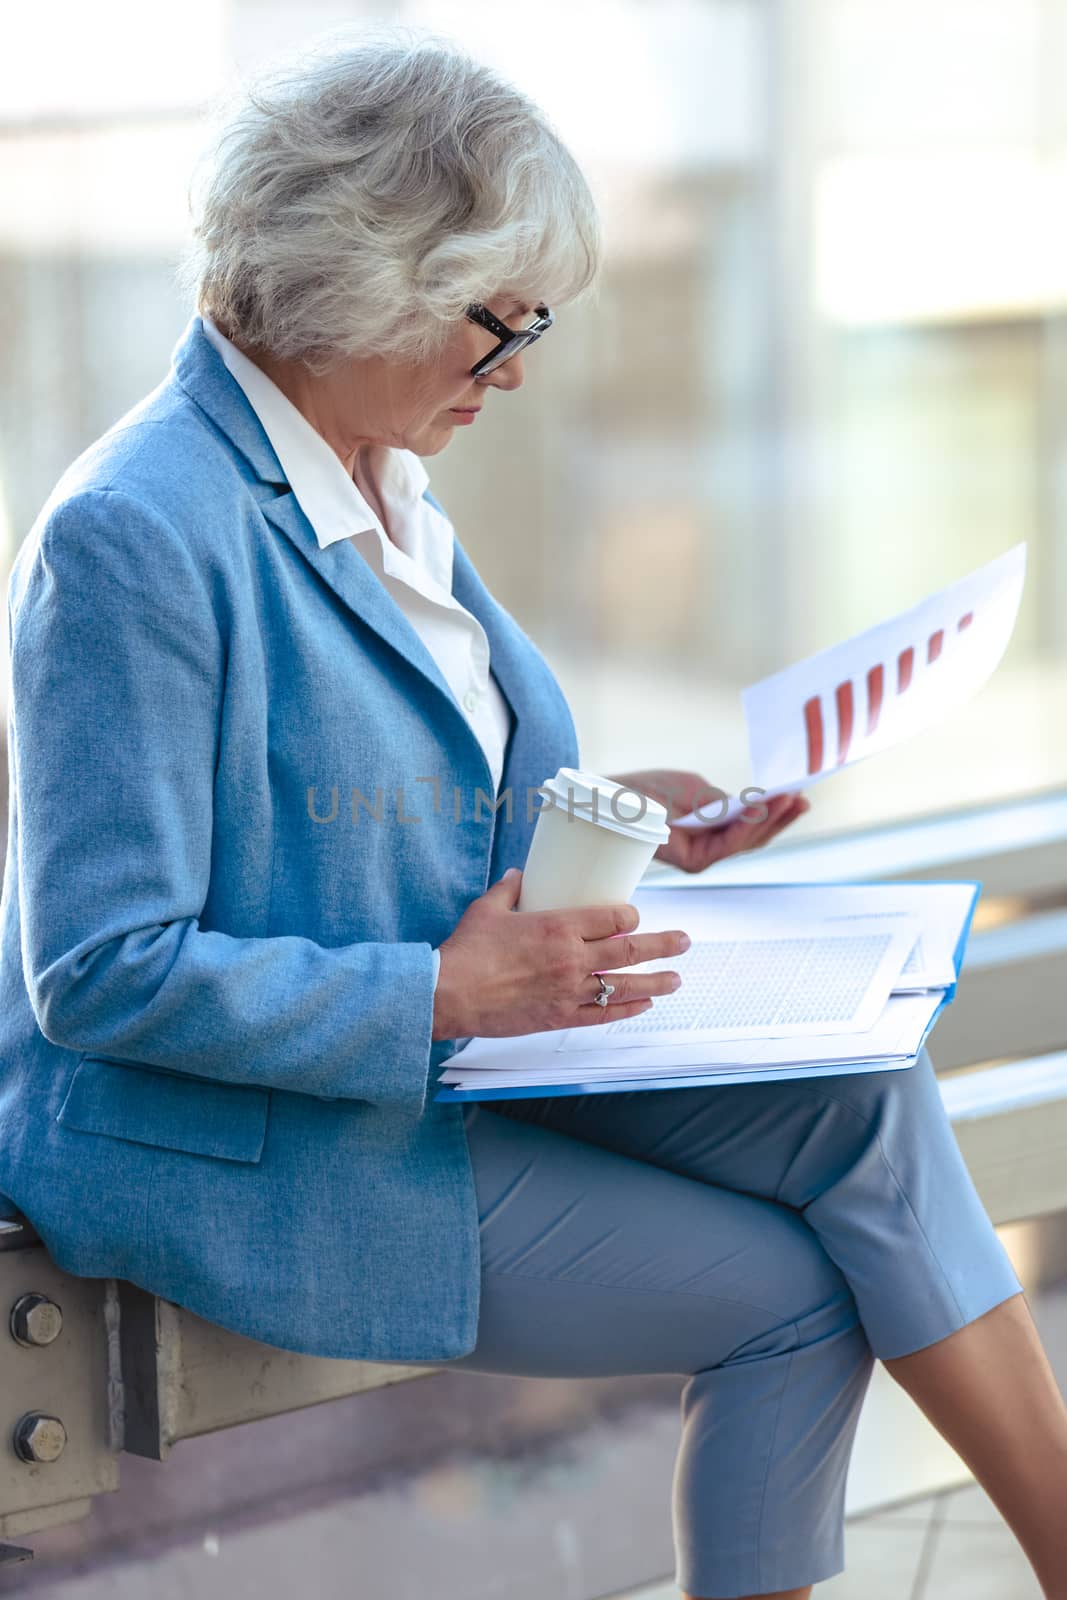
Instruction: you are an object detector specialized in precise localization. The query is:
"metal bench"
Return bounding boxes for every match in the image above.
[3,784,1066,1562]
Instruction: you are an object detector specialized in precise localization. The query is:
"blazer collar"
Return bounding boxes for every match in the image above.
[171,313,288,487]
[169,314,520,790]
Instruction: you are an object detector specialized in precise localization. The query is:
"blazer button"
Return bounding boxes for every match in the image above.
[463,690,478,712]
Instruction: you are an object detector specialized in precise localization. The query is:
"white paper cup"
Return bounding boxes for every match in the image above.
[516,767,672,915]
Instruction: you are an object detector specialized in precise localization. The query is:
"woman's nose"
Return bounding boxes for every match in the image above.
[482,353,525,393]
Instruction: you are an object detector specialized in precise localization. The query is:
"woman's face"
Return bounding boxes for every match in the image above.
[399,292,539,456]
[315,292,542,462]
[234,292,544,469]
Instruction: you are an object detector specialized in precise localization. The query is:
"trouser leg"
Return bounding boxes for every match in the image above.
[448,1101,876,1598]
[489,1045,1023,1361]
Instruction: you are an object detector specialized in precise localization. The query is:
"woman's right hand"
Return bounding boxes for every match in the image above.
[431,866,690,1042]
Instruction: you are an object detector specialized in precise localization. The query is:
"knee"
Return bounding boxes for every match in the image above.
[782,1049,944,1188]
[841,1047,951,1164]
[722,1210,863,1365]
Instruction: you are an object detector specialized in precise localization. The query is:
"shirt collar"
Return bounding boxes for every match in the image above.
[200,314,430,551]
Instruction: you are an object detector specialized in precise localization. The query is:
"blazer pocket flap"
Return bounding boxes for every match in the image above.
[57,1056,269,1164]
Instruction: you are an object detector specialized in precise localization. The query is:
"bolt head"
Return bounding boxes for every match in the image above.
[13,1413,67,1464]
[10,1294,62,1348]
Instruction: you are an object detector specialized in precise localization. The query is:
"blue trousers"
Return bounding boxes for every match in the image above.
[445,1048,1024,1597]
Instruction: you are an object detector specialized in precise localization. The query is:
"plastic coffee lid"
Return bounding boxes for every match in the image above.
[540,767,672,844]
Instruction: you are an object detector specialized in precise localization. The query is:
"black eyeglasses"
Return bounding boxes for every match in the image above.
[465,302,554,376]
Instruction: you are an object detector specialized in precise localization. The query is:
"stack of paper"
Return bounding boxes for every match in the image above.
[434,881,979,1103]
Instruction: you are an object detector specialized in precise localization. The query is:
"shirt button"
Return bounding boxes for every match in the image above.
[462,690,478,712]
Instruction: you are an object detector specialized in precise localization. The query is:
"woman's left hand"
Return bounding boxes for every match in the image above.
[605,768,810,875]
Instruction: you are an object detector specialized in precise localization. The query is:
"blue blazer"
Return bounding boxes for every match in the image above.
[0,314,579,1361]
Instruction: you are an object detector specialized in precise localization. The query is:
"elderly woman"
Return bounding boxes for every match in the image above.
[2,31,1066,1600]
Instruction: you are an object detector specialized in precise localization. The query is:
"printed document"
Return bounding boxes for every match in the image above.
[437,883,975,1095]
[435,883,979,1094]
[556,911,919,1048]
[672,544,1026,830]
[634,882,974,991]
[440,993,944,1090]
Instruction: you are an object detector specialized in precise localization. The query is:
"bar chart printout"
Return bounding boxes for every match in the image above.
[673,543,1026,830]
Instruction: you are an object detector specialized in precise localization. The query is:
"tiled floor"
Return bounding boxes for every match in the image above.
[609,1481,1044,1599]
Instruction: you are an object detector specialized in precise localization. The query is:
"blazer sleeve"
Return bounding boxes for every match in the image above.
[9,486,440,1119]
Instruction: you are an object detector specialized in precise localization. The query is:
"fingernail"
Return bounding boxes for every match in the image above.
[669,973,682,989]
[678,933,691,950]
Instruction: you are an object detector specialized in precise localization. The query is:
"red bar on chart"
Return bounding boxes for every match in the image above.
[835,680,854,765]
[866,663,885,736]
[927,629,944,663]
[803,696,824,775]
[957,611,973,631]
[898,647,914,693]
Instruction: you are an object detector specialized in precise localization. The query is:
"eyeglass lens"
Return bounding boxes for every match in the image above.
[479,331,540,374]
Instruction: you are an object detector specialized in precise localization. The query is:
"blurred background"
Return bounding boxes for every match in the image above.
[2,0,1065,841]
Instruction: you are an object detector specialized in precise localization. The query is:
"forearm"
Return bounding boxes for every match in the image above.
[32,923,439,1113]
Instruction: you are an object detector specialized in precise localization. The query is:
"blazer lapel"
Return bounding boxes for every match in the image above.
[257,485,464,711]
[169,314,519,775]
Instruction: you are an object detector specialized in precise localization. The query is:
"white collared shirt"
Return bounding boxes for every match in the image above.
[200,315,513,799]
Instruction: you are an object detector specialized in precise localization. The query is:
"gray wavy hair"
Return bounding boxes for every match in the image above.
[177,26,601,375]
